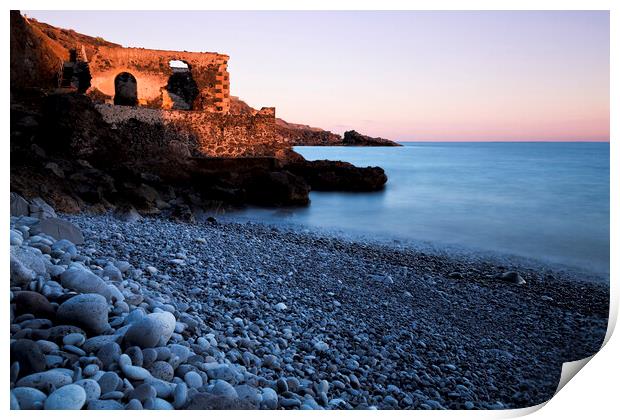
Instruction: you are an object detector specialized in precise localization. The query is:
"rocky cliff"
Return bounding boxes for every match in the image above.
[10,11,389,217]
[10,11,67,90]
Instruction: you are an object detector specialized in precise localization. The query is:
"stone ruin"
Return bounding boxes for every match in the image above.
[54,40,290,158]
[10,11,388,214]
[11,11,396,161]
[83,46,230,113]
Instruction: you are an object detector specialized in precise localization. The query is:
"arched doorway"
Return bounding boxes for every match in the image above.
[114,72,138,106]
[166,60,198,110]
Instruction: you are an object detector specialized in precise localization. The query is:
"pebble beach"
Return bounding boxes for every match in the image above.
[10,213,609,410]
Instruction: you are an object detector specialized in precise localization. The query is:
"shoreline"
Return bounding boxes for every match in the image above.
[59,213,608,408]
[207,210,610,283]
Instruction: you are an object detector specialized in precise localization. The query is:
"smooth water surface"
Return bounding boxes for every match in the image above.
[224,143,610,275]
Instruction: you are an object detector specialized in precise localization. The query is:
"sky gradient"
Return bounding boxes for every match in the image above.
[24,10,610,142]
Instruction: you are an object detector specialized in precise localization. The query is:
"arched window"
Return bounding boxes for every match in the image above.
[167,60,198,110]
[114,72,138,106]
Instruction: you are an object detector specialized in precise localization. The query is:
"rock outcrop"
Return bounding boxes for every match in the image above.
[10,11,67,90]
[342,130,402,147]
[285,160,388,192]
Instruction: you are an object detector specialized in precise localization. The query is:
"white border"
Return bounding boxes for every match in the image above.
[3,1,616,419]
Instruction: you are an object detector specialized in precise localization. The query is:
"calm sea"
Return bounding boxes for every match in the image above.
[223,142,610,275]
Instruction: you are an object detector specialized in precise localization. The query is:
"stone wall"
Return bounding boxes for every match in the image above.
[87,47,230,113]
[96,104,290,158]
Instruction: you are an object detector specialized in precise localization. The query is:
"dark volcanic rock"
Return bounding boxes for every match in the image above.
[343,130,401,147]
[11,339,47,377]
[13,291,56,319]
[245,170,310,206]
[11,89,393,211]
[286,160,388,191]
[114,205,143,223]
[170,204,196,224]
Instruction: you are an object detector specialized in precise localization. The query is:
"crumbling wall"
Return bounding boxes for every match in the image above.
[87,47,230,113]
[95,104,290,157]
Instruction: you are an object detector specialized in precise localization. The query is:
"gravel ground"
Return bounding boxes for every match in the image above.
[61,213,609,409]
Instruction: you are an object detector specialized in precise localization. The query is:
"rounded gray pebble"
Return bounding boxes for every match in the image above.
[100,391,124,400]
[56,294,109,335]
[129,383,157,402]
[98,371,122,394]
[150,361,174,381]
[83,364,100,377]
[211,379,238,399]
[184,371,203,389]
[126,399,143,410]
[173,382,188,409]
[144,397,174,410]
[44,384,86,410]
[122,364,152,381]
[75,378,102,401]
[12,387,47,410]
[124,312,175,348]
[63,333,86,347]
[87,399,124,410]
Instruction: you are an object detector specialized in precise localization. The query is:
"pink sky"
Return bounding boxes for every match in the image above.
[25,11,610,141]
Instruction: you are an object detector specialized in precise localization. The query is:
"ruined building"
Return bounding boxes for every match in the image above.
[11,11,395,159]
[84,47,230,113]
[10,11,388,214]
[58,38,291,157]
[12,11,315,158]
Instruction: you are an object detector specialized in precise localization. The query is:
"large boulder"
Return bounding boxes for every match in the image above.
[28,197,57,219]
[114,205,142,223]
[44,384,87,410]
[35,217,84,244]
[10,246,48,286]
[10,339,47,377]
[56,294,110,334]
[16,370,73,392]
[133,183,161,208]
[124,312,176,348]
[10,192,29,216]
[13,291,56,319]
[170,204,195,224]
[60,267,112,300]
[10,252,36,286]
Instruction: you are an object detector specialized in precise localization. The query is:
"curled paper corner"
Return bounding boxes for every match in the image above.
[490,352,606,418]
[554,355,595,395]
[490,301,616,418]
[548,309,617,400]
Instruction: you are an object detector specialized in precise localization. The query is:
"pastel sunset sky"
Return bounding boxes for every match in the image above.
[24,10,610,142]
